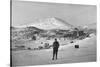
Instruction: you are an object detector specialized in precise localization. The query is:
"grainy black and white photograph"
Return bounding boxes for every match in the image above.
[11,0,97,66]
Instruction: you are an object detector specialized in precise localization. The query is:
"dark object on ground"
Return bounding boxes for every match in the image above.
[38,46,43,50]
[28,47,31,50]
[41,42,43,44]
[75,45,79,48]
[32,36,36,40]
[70,41,74,43]
[13,45,26,51]
[44,43,50,49]
[86,34,89,37]
[34,48,38,50]
[15,45,25,48]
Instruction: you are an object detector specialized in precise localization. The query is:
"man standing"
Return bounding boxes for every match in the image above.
[52,39,60,60]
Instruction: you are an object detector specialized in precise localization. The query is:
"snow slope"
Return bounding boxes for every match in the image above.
[12,36,96,66]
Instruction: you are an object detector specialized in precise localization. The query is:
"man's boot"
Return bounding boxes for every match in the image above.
[56,57,57,60]
[52,58,54,60]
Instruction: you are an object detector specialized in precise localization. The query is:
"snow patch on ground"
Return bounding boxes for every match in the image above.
[12,36,96,66]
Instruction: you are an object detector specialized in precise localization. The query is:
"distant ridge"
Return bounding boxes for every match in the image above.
[27,17,74,30]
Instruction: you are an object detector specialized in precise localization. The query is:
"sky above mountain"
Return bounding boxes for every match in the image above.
[12,0,96,27]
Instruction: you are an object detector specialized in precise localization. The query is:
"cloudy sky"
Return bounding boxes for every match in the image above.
[12,0,96,27]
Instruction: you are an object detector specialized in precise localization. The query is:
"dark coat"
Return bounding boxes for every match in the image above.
[53,41,59,49]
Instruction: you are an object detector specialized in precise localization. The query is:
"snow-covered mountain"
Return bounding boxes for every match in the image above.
[26,17,73,30]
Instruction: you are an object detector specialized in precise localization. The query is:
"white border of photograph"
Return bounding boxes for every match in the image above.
[0,0,100,67]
